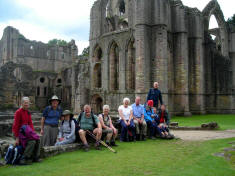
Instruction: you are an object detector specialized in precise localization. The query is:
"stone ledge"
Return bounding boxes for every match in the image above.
[169,122,219,130]
[40,143,82,158]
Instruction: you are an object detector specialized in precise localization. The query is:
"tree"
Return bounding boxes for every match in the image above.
[81,46,90,57]
[48,39,68,46]
[227,14,235,26]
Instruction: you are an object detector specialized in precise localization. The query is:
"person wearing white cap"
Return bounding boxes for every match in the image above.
[40,95,63,146]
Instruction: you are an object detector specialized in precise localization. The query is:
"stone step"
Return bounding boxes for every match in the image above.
[0,115,14,121]
[33,121,41,126]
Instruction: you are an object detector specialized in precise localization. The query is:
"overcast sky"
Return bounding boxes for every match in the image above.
[0,0,234,54]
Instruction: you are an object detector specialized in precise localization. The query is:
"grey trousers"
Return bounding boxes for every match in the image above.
[42,125,58,146]
[133,119,147,135]
[23,140,40,160]
[55,137,76,146]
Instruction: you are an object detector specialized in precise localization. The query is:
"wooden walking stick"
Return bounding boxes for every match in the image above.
[86,130,117,153]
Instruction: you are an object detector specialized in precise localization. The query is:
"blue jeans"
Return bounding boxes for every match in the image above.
[119,119,135,141]
[147,121,162,136]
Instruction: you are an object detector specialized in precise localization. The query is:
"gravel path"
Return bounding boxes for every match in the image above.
[172,130,235,141]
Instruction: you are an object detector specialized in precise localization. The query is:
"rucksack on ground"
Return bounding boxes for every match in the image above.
[4,144,23,165]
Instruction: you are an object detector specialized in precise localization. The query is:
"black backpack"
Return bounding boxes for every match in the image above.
[77,111,97,129]
[5,145,23,165]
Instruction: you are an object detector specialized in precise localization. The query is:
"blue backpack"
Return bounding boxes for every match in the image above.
[5,145,23,165]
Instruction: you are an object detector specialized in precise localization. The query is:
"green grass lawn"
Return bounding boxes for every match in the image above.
[171,114,235,130]
[0,138,235,176]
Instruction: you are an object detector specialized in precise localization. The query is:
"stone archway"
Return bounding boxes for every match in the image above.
[202,0,228,56]
[92,45,102,88]
[91,95,103,114]
[93,63,102,88]
[0,62,35,109]
[109,42,119,91]
[126,39,135,90]
[92,45,102,62]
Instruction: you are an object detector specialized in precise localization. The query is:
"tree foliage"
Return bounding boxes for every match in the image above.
[48,39,68,46]
[227,14,235,26]
[81,46,90,57]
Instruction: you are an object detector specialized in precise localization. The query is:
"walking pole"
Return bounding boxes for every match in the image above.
[86,130,117,153]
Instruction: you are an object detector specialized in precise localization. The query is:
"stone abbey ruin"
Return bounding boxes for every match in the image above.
[0,0,234,116]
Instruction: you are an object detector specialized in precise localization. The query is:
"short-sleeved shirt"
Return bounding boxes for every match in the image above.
[79,113,99,130]
[43,106,62,125]
[118,105,132,121]
[131,103,144,118]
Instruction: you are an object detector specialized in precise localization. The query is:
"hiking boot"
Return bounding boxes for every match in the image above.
[142,135,146,141]
[95,142,101,150]
[19,158,32,165]
[136,134,140,141]
[160,134,166,139]
[33,158,42,163]
[83,144,90,152]
[167,133,175,139]
[111,141,118,146]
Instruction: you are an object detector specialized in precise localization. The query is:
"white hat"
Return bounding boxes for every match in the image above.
[49,95,61,104]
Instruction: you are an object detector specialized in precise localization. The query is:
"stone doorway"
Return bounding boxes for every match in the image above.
[91,95,103,114]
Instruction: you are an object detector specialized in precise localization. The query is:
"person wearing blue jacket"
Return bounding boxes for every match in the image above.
[147,82,163,109]
[144,100,160,139]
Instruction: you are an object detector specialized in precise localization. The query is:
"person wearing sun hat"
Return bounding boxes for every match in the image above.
[40,95,63,146]
[55,110,76,146]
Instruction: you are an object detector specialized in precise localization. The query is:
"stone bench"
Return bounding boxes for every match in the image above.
[40,143,82,158]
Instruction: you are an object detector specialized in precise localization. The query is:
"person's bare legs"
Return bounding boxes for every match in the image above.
[93,128,102,141]
[79,129,88,145]
[106,132,113,142]
[93,128,102,150]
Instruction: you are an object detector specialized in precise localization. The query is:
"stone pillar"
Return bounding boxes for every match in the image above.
[188,38,205,114]
[134,0,152,102]
[102,49,109,91]
[70,41,78,113]
[171,2,191,116]
[152,25,168,106]
[188,13,205,114]
[232,53,235,113]
[119,48,126,91]
[173,32,191,116]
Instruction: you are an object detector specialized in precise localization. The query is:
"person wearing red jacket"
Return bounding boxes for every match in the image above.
[12,97,41,164]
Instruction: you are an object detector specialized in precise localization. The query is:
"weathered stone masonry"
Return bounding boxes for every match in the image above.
[87,0,235,115]
[0,0,234,116]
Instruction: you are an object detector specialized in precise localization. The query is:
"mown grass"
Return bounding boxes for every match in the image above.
[171,114,235,130]
[0,138,235,176]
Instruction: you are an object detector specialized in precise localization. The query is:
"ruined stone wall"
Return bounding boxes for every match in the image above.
[0,26,78,110]
[0,62,35,110]
[0,26,73,73]
[88,0,235,115]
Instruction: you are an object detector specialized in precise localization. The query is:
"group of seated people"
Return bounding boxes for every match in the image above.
[118,96,174,142]
[11,82,173,164]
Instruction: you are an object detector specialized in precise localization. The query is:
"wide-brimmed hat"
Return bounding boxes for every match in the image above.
[49,95,61,104]
[62,110,73,118]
